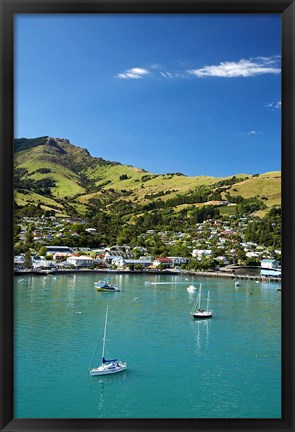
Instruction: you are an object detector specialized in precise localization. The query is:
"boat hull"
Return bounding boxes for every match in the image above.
[193,312,213,319]
[90,363,127,376]
[95,287,120,292]
[94,281,120,292]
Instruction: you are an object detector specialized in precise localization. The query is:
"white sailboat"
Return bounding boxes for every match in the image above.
[89,306,127,376]
[187,284,197,293]
[191,284,213,319]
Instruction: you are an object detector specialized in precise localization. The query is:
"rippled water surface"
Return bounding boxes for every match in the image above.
[14,273,281,418]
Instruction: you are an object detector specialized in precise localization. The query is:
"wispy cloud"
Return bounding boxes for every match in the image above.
[160,71,188,79]
[187,56,281,78]
[116,56,280,81]
[116,67,150,79]
[151,64,162,70]
[247,130,263,136]
[231,130,263,137]
[160,72,175,79]
[265,101,281,109]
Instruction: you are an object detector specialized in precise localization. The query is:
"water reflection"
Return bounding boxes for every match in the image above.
[95,372,127,417]
[191,319,210,352]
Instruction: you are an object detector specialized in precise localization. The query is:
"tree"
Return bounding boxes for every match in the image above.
[37,246,47,257]
[168,243,191,258]
[25,228,34,248]
[14,241,26,255]
[24,251,32,269]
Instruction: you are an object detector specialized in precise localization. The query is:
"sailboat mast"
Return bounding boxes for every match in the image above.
[102,306,109,362]
[198,283,202,309]
[206,291,210,311]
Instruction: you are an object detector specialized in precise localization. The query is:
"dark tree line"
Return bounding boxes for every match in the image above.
[244,207,281,248]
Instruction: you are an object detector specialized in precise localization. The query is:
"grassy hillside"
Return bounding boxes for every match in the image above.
[223,172,281,207]
[14,136,281,218]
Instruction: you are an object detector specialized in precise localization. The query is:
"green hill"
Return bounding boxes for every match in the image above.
[14,136,281,218]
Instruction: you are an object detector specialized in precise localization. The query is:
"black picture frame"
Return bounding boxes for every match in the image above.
[0,0,294,431]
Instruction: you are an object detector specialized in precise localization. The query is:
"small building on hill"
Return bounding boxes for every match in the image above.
[45,245,73,255]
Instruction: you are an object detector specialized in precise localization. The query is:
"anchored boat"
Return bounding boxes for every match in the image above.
[89,306,127,376]
[94,278,120,292]
[191,284,213,319]
[187,284,197,293]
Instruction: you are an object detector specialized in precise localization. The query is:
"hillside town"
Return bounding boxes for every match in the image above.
[14,213,281,280]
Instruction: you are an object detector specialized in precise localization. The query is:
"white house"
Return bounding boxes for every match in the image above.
[104,252,124,263]
[125,259,152,268]
[260,259,281,278]
[261,259,279,269]
[167,256,188,265]
[192,249,212,258]
[246,252,260,258]
[66,255,95,267]
[14,255,24,265]
[85,228,97,234]
[112,258,152,269]
[215,256,229,265]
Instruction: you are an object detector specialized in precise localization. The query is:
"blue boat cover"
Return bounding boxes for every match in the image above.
[102,357,117,363]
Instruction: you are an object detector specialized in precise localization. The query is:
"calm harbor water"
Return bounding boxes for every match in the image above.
[14,273,281,419]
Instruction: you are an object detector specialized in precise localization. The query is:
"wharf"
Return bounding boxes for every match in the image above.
[14,267,281,282]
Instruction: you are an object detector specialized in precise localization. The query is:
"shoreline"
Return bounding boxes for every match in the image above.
[14,268,281,283]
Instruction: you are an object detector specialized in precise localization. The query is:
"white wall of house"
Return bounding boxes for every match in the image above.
[66,256,94,267]
[167,257,188,265]
[192,249,212,258]
[124,259,152,268]
[104,253,124,263]
[261,259,279,269]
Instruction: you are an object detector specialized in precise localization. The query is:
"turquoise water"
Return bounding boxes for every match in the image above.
[14,273,281,419]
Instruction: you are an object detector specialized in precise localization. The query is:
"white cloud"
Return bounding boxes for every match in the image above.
[187,56,281,78]
[117,67,150,79]
[116,56,280,81]
[266,101,281,109]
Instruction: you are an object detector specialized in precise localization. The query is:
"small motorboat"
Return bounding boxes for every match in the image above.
[94,278,120,292]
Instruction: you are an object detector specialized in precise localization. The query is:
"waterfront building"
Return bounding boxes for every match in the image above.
[261,259,279,269]
[261,259,281,278]
[153,257,173,268]
[167,256,188,265]
[66,255,95,267]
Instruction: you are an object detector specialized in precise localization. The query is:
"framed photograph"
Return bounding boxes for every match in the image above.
[1,0,294,431]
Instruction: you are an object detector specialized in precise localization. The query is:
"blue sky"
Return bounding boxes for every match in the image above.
[14,14,281,177]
